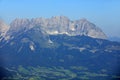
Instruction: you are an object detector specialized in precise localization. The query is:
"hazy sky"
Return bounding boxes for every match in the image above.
[0,0,120,37]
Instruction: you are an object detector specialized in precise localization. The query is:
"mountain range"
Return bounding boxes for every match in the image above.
[0,16,120,80]
[0,16,107,41]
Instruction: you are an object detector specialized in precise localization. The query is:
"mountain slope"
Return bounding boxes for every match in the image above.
[0,33,120,79]
[0,33,120,66]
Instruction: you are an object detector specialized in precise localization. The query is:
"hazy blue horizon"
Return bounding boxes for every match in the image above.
[0,0,120,37]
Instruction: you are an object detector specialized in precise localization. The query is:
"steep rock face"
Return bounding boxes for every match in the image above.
[9,18,30,35]
[8,16,107,39]
[72,19,107,39]
[0,20,9,41]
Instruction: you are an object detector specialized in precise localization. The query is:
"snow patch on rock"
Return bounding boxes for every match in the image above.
[29,44,35,51]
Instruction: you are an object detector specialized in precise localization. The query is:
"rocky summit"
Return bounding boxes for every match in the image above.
[7,16,107,39]
[0,20,9,41]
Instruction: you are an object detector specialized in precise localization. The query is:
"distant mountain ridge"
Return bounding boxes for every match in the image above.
[109,37,120,42]
[5,16,107,40]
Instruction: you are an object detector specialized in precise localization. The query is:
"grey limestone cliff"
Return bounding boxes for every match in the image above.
[7,16,107,39]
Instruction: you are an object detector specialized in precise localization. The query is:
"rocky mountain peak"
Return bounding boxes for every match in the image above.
[51,16,69,21]
[9,18,30,33]
[0,20,9,40]
[79,18,88,22]
[8,16,107,39]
